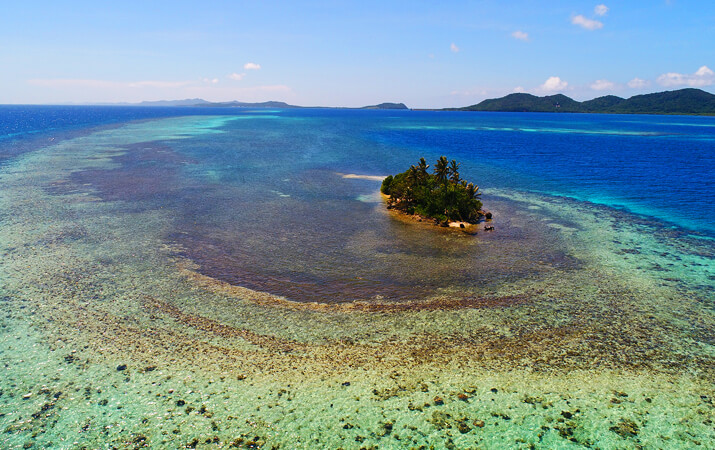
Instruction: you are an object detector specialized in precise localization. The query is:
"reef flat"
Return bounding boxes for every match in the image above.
[0,115,713,448]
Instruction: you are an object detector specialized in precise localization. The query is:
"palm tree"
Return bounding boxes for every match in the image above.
[400,165,421,206]
[434,156,451,216]
[417,157,429,181]
[449,159,460,184]
[466,182,480,199]
[407,165,419,184]
[434,156,449,185]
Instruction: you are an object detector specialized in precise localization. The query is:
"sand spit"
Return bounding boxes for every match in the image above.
[340,173,388,181]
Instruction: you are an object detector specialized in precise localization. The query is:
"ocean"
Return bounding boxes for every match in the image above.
[1,106,713,448]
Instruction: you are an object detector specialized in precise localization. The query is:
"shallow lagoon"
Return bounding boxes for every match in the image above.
[0,108,713,448]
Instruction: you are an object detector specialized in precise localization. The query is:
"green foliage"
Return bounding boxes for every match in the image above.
[448,88,715,115]
[382,157,483,223]
[380,175,393,194]
[459,93,583,112]
[361,102,409,110]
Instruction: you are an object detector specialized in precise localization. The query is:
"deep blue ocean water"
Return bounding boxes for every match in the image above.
[375,111,715,236]
[0,105,243,166]
[2,105,712,302]
[1,106,714,448]
[2,106,712,236]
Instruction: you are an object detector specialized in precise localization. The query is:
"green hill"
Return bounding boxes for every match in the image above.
[361,102,409,110]
[605,89,715,114]
[451,88,715,115]
[198,100,300,108]
[581,95,625,111]
[468,93,584,112]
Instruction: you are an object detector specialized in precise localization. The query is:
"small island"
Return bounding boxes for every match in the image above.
[360,102,409,110]
[381,156,491,228]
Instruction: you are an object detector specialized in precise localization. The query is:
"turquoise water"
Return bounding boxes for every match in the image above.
[0,108,713,448]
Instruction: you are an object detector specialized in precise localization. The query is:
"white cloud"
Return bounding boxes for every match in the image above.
[450,43,459,53]
[229,72,246,81]
[28,79,192,89]
[627,77,649,89]
[257,84,290,92]
[244,62,261,70]
[540,76,568,92]
[450,88,488,96]
[696,65,714,77]
[129,80,191,88]
[590,79,615,90]
[511,30,529,41]
[513,86,525,93]
[25,76,294,104]
[571,14,603,30]
[26,79,116,88]
[183,84,293,101]
[594,4,609,16]
[657,65,715,87]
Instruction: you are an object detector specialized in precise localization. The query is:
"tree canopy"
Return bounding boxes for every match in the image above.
[381,156,483,223]
[446,88,715,115]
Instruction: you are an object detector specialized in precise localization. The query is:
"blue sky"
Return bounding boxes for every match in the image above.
[2,0,713,108]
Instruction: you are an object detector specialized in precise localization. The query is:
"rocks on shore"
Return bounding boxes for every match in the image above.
[385,194,494,232]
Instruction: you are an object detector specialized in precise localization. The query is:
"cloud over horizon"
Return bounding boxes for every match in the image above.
[590,79,615,90]
[627,78,649,89]
[244,62,261,70]
[450,88,488,97]
[572,14,603,30]
[540,76,568,92]
[657,66,714,87]
[511,30,529,41]
[594,4,609,16]
[229,73,246,81]
[25,77,293,104]
[28,79,192,89]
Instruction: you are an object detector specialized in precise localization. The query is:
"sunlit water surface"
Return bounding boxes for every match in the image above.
[0,107,712,448]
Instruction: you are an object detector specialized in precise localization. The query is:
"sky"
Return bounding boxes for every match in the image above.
[1,0,714,108]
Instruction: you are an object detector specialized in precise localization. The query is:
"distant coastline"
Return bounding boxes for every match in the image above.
[122,100,409,110]
[55,88,715,116]
[193,101,407,110]
[360,102,408,110]
[443,88,715,116]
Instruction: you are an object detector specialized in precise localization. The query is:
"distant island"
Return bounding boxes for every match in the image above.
[199,100,408,109]
[93,88,715,115]
[381,157,489,229]
[136,98,212,107]
[122,99,410,110]
[446,88,715,115]
[361,102,409,110]
[196,100,300,108]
